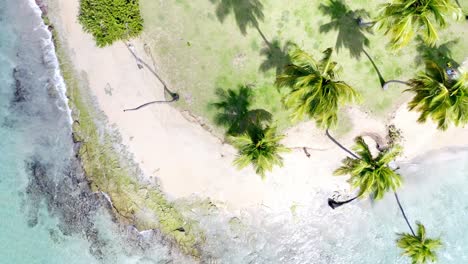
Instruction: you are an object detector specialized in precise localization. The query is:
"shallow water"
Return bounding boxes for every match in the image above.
[1,0,467,263]
[0,0,172,263]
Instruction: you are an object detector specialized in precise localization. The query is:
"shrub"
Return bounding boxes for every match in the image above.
[78,0,144,47]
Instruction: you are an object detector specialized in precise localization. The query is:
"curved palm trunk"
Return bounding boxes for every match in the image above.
[123,95,179,112]
[328,195,359,209]
[363,49,386,87]
[126,43,180,102]
[383,80,410,91]
[394,192,416,236]
[357,18,375,27]
[325,129,360,159]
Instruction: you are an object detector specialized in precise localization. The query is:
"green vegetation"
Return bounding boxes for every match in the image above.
[276,47,360,129]
[230,126,289,178]
[78,0,143,46]
[139,0,467,134]
[397,223,442,264]
[406,61,468,130]
[53,29,203,257]
[333,136,402,199]
[376,0,463,49]
[329,135,442,263]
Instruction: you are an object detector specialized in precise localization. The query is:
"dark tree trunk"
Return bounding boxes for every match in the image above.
[382,80,410,91]
[123,95,179,112]
[394,192,415,236]
[325,129,360,159]
[363,49,386,87]
[357,17,375,27]
[328,195,359,209]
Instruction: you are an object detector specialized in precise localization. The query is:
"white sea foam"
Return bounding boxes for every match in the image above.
[28,0,73,124]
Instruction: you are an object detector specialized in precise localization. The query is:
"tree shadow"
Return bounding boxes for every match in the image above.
[209,0,271,46]
[319,0,386,87]
[415,37,460,69]
[319,0,371,59]
[259,38,293,74]
[211,85,272,136]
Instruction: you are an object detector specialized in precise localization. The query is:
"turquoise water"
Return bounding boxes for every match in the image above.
[0,1,173,263]
[191,150,468,263]
[1,0,467,263]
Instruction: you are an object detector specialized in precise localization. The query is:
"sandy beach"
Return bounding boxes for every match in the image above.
[50,0,468,211]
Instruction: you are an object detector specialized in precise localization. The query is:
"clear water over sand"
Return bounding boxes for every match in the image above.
[0,0,467,263]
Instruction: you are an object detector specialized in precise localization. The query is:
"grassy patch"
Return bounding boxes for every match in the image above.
[78,0,143,47]
[139,0,468,134]
[50,21,204,257]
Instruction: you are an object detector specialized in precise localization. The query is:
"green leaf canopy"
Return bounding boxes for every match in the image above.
[406,61,468,130]
[276,47,359,129]
[230,126,290,178]
[376,0,462,49]
[79,0,144,47]
[397,222,442,264]
[334,136,403,200]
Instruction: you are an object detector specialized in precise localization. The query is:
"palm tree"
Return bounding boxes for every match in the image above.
[229,126,289,178]
[397,222,442,264]
[406,61,468,130]
[329,136,443,263]
[276,47,359,129]
[376,0,463,49]
[333,136,403,201]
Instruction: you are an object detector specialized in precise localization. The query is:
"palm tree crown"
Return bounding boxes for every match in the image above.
[397,222,442,264]
[376,0,462,49]
[406,61,468,130]
[334,136,403,200]
[276,47,359,129]
[230,126,289,178]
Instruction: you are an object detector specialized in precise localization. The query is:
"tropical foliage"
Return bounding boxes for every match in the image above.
[397,222,442,264]
[276,47,359,129]
[230,126,289,178]
[406,61,468,130]
[79,0,144,47]
[376,0,463,49]
[334,136,403,199]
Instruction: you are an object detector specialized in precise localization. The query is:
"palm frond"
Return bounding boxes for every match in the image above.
[276,46,359,129]
[376,0,462,49]
[396,222,442,264]
[230,126,290,178]
[406,61,468,130]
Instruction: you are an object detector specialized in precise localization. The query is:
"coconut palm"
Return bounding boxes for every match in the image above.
[230,126,290,178]
[376,0,463,49]
[406,61,468,130]
[333,136,403,201]
[276,47,359,129]
[397,222,442,264]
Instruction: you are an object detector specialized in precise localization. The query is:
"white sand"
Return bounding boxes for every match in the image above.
[50,0,468,211]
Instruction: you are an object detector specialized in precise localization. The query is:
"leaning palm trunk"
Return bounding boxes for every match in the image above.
[328,195,359,209]
[325,129,359,159]
[394,192,416,236]
[383,80,410,90]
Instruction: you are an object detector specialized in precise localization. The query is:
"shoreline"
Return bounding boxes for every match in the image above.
[47,0,468,211]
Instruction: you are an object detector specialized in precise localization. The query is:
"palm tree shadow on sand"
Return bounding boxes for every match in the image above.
[259,38,293,75]
[209,0,271,47]
[211,85,272,136]
[415,37,460,69]
[319,0,386,87]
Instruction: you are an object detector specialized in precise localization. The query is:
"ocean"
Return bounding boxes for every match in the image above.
[0,0,467,263]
